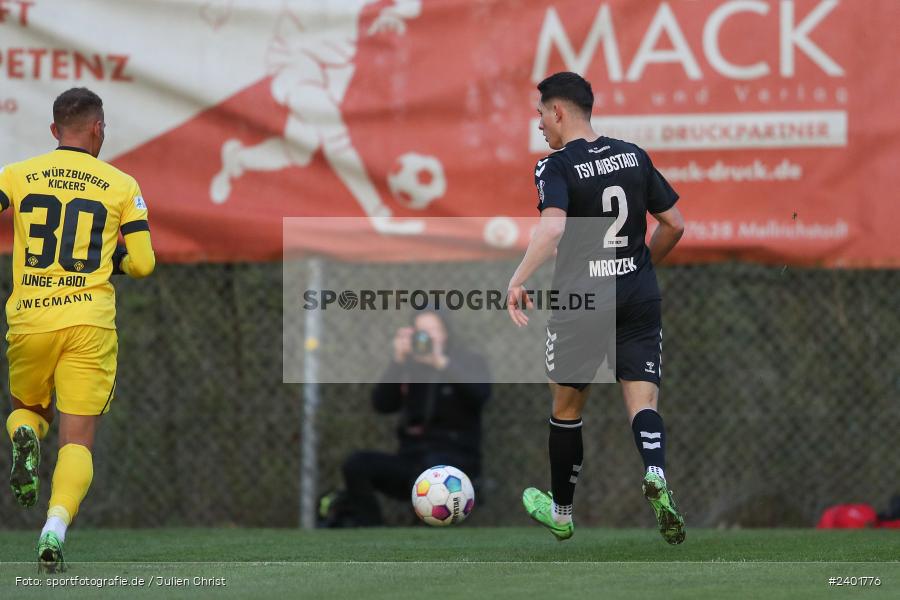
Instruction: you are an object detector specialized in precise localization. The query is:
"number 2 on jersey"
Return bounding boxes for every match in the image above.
[20,193,108,273]
[602,185,628,248]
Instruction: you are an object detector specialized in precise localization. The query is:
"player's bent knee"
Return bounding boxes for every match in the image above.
[552,399,585,421]
[10,396,54,420]
[552,384,590,420]
[620,379,658,399]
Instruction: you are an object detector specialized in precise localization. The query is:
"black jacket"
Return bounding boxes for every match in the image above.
[373,349,490,472]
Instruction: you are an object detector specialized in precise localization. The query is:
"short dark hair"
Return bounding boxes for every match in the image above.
[53,87,103,129]
[537,72,593,119]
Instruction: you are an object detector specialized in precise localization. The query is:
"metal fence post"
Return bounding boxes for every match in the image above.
[300,257,323,529]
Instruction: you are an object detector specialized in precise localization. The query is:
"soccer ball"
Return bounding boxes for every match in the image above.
[411,465,475,526]
[387,152,447,210]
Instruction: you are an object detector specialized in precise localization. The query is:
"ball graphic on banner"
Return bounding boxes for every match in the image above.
[387,153,447,210]
[483,216,519,248]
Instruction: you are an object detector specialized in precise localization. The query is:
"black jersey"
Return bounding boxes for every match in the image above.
[534,136,678,309]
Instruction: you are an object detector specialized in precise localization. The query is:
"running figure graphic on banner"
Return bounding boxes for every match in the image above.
[210,0,425,235]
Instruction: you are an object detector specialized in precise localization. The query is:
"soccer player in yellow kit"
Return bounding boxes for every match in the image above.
[0,88,155,571]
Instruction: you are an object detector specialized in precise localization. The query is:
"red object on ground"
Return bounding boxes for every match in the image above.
[817,504,878,528]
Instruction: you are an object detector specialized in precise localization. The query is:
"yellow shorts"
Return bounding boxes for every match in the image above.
[6,325,118,416]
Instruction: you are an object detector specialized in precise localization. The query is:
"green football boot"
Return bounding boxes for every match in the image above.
[642,472,686,545]
[10,425,40,508]
[37,531,66,574]
[522,487,574,541]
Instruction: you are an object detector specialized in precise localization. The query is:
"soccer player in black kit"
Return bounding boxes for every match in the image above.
[508,72,686,544]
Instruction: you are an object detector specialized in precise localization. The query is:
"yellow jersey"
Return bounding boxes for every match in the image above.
[0,147,150,334]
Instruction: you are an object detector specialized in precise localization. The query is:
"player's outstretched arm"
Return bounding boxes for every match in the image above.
[648,205,685,265]
[507,208,566,327]
[120,230,156,279]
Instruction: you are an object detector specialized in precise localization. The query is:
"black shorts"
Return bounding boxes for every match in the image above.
[544,300,662,390]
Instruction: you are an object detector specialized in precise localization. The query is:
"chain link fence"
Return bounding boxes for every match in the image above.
[1,256,898,529]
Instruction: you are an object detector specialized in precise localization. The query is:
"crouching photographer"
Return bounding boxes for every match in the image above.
[321,309,491,527]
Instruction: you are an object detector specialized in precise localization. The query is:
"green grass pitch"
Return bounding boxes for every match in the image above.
[0,528,897,599]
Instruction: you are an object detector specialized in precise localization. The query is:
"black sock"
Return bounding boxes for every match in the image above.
[631,408,666,477]
[549,417,583,509]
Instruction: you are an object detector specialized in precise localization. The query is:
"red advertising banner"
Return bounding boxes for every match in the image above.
[1,0,898,266]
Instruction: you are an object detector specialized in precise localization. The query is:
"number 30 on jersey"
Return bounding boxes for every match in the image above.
[20,193,107,274]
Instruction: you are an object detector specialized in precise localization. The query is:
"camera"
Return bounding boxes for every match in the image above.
[411,330,432,355]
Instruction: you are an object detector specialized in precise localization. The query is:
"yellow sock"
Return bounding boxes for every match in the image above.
[48,444,94,525]
[6,408,50,441]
